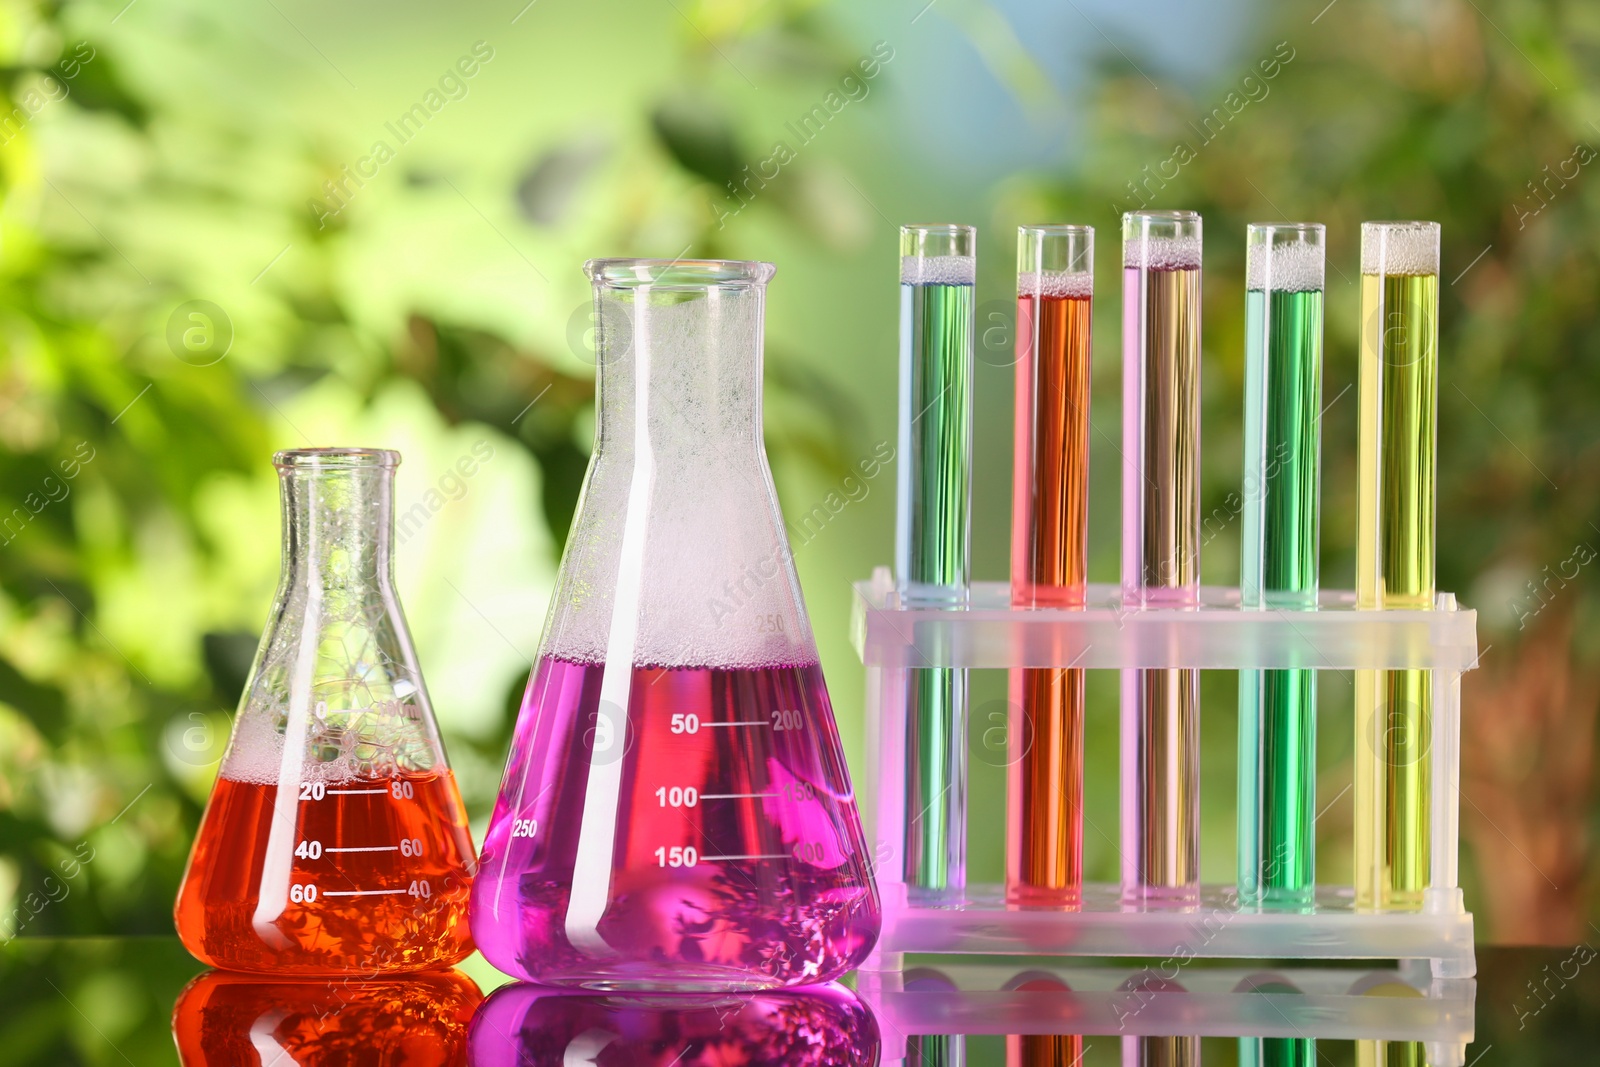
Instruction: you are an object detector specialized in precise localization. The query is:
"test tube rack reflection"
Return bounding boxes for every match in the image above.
[853,568,1478,979]
[855,961,1474,1067]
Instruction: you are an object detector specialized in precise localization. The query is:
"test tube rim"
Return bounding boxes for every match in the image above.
[1017,223,1094,236]
[1246,221,1326,240]
[1017,224,1095,283]
[584,258,775,291]
[1121,209,1202,239]
[1361,219,1442,230]
[1120,210,1202,266]
[901,223,978,237]
[273,448,400,471]
[1123,209,1201,221]
[900,223,977,261]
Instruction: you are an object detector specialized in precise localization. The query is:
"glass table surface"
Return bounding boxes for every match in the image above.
[1,938,1594,1065]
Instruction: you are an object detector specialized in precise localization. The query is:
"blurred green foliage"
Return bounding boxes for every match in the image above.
[0,0,1596,974]
[0,0,874,947]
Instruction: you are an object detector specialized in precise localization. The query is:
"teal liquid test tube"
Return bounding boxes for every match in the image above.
[1238,223,1325,909]
[896,223,975,894]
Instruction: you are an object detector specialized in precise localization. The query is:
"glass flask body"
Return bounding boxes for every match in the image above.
[471,259,881,990]
[175,449,476,974]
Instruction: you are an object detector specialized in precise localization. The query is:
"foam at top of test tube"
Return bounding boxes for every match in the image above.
[1018,270,1093,298]
[1122,235,1201,271]
[1360,223,1439,275]
[1246,240,1324,292]
[900,255,976,285]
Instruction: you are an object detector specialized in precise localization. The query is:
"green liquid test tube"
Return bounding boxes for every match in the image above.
[1238,223,1325,909]
[1355,220,1440,912]
[1242,1038,1317,1067]
[896,223,975,893]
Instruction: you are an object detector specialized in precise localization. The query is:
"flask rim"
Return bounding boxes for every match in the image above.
[273,447,400,470]
[584,258,775,291]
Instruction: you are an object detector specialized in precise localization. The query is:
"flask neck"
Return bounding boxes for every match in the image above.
[277,464,395,592]
[591,281,768,457]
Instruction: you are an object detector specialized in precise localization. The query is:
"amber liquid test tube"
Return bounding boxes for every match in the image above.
[1008,225,1093,907]
[1120,210,1203,903]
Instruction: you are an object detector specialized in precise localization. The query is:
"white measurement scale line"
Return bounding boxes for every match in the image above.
[701,720,769,728]
[322,888,410,897]
[700,792,778,800]
[701,853,789,862]
[324,845,399,853]
[326,788,388,795]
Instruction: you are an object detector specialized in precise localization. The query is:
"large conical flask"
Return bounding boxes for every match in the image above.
[471,259,881,989]
[175,448,476,973]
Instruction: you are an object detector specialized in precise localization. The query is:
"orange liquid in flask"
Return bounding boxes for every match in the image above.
[176,770,475,973]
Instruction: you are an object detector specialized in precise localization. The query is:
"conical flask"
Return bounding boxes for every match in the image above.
[175,448,476,973]
[471,259,881,989]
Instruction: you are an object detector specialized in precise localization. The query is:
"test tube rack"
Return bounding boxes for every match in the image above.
[854,567,1479,981]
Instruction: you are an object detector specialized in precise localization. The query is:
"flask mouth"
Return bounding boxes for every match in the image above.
[274,448,401,471]
[584,258,775,291]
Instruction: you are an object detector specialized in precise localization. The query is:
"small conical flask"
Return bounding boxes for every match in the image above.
[175,448,476,973]
[471,259,881,990]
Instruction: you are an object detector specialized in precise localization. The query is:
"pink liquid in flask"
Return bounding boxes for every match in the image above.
[473,655,879,988]
[472,258,881,989]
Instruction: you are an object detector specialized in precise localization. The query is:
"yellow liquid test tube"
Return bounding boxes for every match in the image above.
[1354,221,1439,911]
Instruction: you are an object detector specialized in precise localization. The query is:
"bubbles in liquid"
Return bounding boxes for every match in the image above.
[901,254,976,285]
[1124,234,1202,271]
[1246,240,1325,293]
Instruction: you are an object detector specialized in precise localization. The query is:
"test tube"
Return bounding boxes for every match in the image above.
[1242,1037,1316,1067]
[1008,224,1093,907]
[897,223,975,894]
[1355,221,1439,912]
[1120,210,1202,903]
[1238,223,1325,908]
[1357,1040,1433,1067]
[1124,1036,1201,1066]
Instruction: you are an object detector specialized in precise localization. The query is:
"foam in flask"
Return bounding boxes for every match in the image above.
[471,258,881,989]
[175,448,476,973]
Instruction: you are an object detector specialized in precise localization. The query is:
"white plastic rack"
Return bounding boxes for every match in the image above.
[853,568,1479,982]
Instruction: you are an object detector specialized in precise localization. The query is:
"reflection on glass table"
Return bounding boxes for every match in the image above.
[171,968,480,1066]
[467,980,879,1065]
[0,940,1594,1064]
[859,961,1474,1066]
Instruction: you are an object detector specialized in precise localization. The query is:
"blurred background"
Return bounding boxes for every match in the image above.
[0,0,1595,968]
